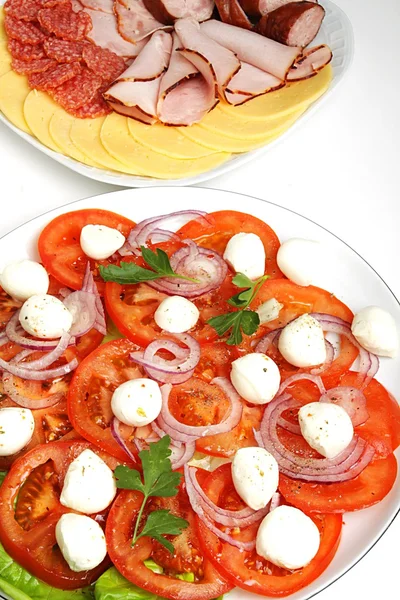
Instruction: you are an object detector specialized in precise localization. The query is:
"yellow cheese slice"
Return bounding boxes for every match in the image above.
[0,41,11,77]
[70,116,142,174]
[49,107,103,167]
[0,8,6,42]
[0,70,32,134]
[101,112,231,179]
[127,120,215,159]
[23,90,63,153]
[219,65,332,121]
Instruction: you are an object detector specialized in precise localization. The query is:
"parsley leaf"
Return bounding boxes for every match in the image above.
[114,436,188,554]
[99,246,198,285]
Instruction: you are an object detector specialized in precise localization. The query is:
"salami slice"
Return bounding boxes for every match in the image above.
[38,2,92,41]
[43,38,85,63]
[69,91,111,118]
[4,15,48,44]
[8,38,46,61]
[4,0,42,22]
[51,68,102,109]
[82,44,125,86]
[28,60,81,90]
[42,0,70,6]
[12,56,57,74]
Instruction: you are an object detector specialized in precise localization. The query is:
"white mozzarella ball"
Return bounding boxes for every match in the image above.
[111,378,162,427]
[256,298,283,324]
[56,513,107,572]
[232,447,279,510]
[19,294,73,339]
[278,314,326,368]
[298,402,354,458]
[60,449,116,514]
[256,505,320,570]
[154,295,199,333]
[230,353,280,405]
[277,238,321,286]
[351,306,398,358]
[0,408,35,456]
[223,233,266,280]
[0,260,49,302]
[80,224,126,261]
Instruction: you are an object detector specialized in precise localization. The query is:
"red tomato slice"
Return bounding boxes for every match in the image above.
[177,210,283,279]
[0,440,120,589]
[38,209,135,294]
[105,483,233,600]
[195,464,342,597]
[0,287,21,332]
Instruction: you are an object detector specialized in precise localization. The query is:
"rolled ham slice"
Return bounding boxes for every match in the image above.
[114,0,170,44]
[84,8,146,57]
[256,1,325,47]
[287,44,332,81]
[157,32,217,125]
[174,18,240,97]
[225,61,284,105]
[80,0,114,13]
[239,0,317,18]
[200,19,301,80]
[143,0,214,25]
[104,30,172,124]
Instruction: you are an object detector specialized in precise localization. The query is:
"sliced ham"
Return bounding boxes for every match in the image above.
[239,0,317,17]
[114,0,170,44]
[225,61,284,104]
[104,30,172,124]
[287,44,332,81]
[256,1,325,47]
[84,8,146,56]
[157,32,217,125]
[143,0,214,25]
[80,0,114,13]
[229,0,253,29]
[200,19,301,80]
[174,18,240,97]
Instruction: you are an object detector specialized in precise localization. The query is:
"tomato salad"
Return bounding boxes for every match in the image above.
[0,208,398,600]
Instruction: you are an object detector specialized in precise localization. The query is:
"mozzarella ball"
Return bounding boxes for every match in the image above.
[256,505,320,570]
[56,513,107,572]
[60,449,117,514]
[223,233,266,280]
[80,224,126,261]
[154,295,199,333]
[298,402,354,458]
[111,378,162,427]
[351,306,398,358]
[256,298,283,324]
[0,408,35,456]
[19,294,73,339]
[230,353,280,404]
[277,238,321,286]
[0,260,49,302]
[232,447,279,510]
[278,314,326,368]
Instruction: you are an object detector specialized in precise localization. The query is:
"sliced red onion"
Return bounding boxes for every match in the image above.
[149,229,181,244]
[6,312,66,351]
[82,263,107,335]
[269,492,282,512]
[110,417,137,463]
[151,419,183,446]
[310,340,335,375]
[0,330,8,346]
[171,441,196,470]
[0,353,78,381]
[58,287,72,299]
[278,373,326,397]
[255,329,282,354]
[320,386,369,427]
[18,331,72,371]
[277,414,302,435]
[2,372,64,409]
[64,291,97,337]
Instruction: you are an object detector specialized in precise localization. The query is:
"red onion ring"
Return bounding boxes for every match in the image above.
[2,371,64,409]
[171,441,195,470]
[320,386,369,427]
[64,291,97,338]
[0,353,78,381]
[110,417,137,463]
[82,263,107,336]
[255,329,282,354]
[5,312,71,351]
[278,373,326,397]
[269,492,282,512]
[310,340,335,375]
[0,330,8,346]
[17,331,72,371]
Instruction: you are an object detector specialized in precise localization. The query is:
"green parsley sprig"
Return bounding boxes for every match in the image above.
[99,246,199,285]
[114,436,188,553]
[207,273,268,345]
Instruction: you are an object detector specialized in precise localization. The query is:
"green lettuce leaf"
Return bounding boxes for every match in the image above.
[94,568,157,600]
[0,472,7,486]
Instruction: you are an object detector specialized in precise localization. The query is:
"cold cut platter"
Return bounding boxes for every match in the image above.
[0,0,353,186]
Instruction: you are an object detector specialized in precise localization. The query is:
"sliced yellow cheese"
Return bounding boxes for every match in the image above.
[49,107,102,167]
[101,112,231,179]
[0,41,11,77]
[220,65,332,121]
[23,90,63,153]
[0,70,32,134]
[127,120,215,159]
[0,8,6,42]
[70,116,141,174]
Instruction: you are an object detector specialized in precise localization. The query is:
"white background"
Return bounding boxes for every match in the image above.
[0,0,399,598]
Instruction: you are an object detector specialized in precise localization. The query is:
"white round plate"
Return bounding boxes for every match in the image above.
[0,0,354,187]
[0,187,398,600]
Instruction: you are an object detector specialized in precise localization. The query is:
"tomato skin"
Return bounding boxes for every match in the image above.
[195,465,342,597]
[38,209,135,294]
[0,441,120,589]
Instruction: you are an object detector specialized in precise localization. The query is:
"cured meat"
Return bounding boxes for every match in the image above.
[104,30,172,124]
[256,1,325,47]
[4,15,48,44]
[175,18,240,97]
[80,0,114,12]
[157,32,217,125]
[43,38,85,63]
[69,91,111,117]
[114,0,169,44]
[84,9,145,57]
[28,60,82,89]
[228,0,252,29]
[224,61,283,104]
[71,0,84,10]
[51,68,102,109]
[4,0,42,22]
[200,19,300,80]
[8,38,46,61]
[143,0,214,26]
[82,44,126,86]
[287,44,332,80]
[240,0,317,17]
[38,2,92,41]
[106,101,158,124]
[12,56,57,74]
[215,0,231,22]
[42,0,71,7]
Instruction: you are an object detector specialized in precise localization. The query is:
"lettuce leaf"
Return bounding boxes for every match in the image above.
[0,472,7,486]
[94,568,157,600]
